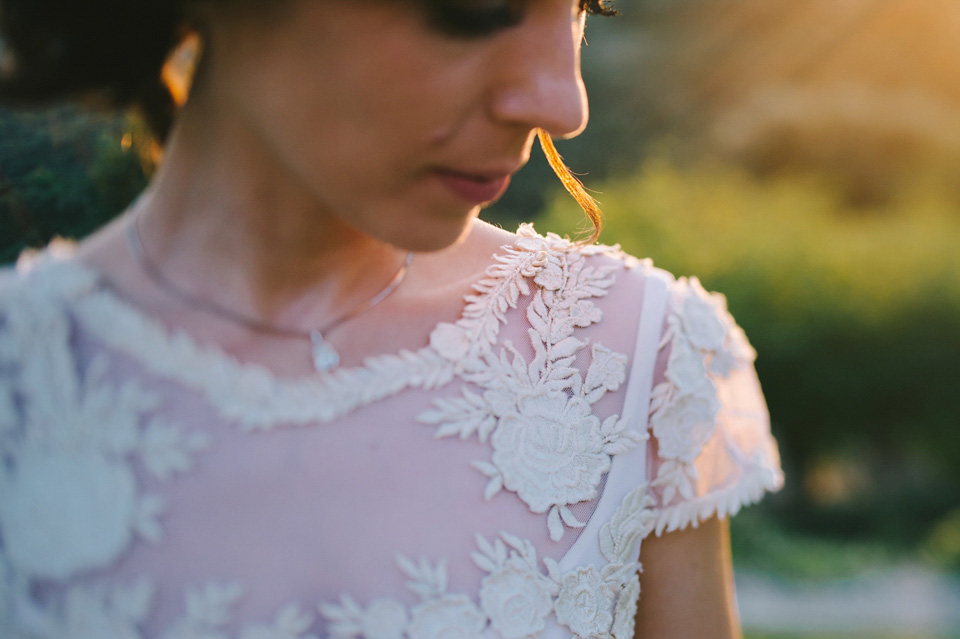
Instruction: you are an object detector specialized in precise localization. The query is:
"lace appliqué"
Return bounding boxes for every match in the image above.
[420,227,645,541]
[161,584,318,639]
[58,228,629,433]
[0,259,209,638]
[0,231,782,638]
[320,485,657,639]
[321,228,656,638]
[647,277,761,534]
[11,579,319,639]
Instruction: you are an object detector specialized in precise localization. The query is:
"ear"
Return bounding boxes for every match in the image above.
[162,31,202,108]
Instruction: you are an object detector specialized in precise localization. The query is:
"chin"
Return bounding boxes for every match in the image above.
[388,210,478,253]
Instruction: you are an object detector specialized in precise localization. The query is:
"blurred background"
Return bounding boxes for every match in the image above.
[2,1,959,637]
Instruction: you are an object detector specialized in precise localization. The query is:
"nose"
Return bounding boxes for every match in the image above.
[488,9,589,139]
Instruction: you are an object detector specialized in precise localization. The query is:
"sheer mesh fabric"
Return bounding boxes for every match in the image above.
[0,229,782,638]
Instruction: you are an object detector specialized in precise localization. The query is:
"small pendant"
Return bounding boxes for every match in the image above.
[311,330,340,372]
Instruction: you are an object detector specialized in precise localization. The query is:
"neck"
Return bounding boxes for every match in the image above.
[128,94,405,326]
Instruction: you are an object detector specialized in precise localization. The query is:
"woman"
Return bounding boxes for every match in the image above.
[0,0,783,637]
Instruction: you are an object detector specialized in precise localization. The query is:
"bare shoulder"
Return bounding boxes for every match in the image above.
[71,214,133,279]
[460,217,519,260]
[409,218,517,289]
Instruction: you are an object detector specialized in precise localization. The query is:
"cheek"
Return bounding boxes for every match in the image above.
[323,33,483,151]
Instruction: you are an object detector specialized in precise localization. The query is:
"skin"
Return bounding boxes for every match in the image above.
[634,516,742,638]
[81,0,589,371]
[77,0,743,634]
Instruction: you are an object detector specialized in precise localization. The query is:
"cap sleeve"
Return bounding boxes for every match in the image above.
[646,276,784,535]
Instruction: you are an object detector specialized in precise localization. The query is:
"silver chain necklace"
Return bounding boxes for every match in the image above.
[125,215,413,372]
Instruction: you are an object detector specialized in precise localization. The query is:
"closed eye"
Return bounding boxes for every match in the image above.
[424,0,616,40]
[425,0,525,38]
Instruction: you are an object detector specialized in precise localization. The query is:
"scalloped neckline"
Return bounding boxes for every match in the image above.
[94,262,437,379]
[9,250,459,429]
[22,241,518,429]
[17,226,587,429]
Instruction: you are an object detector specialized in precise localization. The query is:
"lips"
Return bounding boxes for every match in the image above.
[434,169,513,204]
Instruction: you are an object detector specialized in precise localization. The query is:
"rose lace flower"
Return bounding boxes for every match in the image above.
[407,595,486,639]
[0,446,137,580]
[553,566,615,637]
[491,391,609,514]
[649,379,720,463]
[361,598,408,639]
[679,279,728,353]
[479,562,555,638]
[664,334,708,391]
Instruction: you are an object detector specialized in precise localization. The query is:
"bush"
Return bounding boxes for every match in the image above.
[0,105,148,263]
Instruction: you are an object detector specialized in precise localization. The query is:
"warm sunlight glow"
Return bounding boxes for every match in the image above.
[537,129,603,243]
[161,32,201,108]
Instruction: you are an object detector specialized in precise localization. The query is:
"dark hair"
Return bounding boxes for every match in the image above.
[0,0,186,138]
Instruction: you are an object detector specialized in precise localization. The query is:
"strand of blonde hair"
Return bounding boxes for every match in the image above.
[537,128,603,244]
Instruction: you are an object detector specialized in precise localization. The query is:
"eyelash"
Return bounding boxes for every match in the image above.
[427,0,615,39]
[426,1,522,38]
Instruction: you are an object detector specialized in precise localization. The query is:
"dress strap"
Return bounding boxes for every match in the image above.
[555,266,670,575]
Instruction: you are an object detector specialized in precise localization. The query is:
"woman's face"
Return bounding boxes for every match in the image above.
[200,0,590,251]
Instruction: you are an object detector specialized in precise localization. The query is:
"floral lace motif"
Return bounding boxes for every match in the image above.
[319,485,657,639]
[420,228,644,541]
[0,228,781,638]
[318,229,656,639]
[5,579,321,639]
[0,260,211,638]
[0,291,208,581]
[0,230,649,639]
[647,277,769,534]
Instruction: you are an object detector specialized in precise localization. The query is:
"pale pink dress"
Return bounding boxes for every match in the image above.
[0,225,782,639]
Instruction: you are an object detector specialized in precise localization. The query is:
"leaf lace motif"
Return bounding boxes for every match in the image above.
[160,582,318,639]
[419,226,644,542]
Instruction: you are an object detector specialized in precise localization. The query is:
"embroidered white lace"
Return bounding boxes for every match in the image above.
[0,226,783,639]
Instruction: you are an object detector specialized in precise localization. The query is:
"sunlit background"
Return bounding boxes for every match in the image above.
[2,1,959,637]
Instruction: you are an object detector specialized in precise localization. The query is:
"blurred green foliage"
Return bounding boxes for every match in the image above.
[730,508,895,580]
[0,105,148,263]
[536,159,960,558]
[922,507,960,572]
